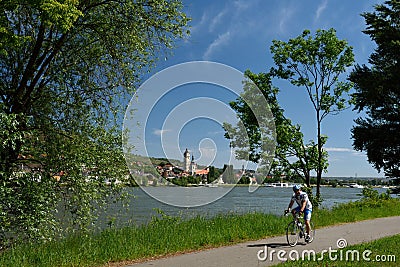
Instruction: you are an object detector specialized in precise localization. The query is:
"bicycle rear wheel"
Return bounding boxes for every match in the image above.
[286,221,299,247]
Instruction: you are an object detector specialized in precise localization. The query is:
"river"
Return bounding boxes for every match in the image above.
[98,186,392,228]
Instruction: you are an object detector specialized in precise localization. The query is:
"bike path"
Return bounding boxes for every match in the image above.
[125,216,400,267]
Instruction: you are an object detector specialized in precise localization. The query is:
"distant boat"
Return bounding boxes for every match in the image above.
[265,182,290,188]
[205,183,218,188]
[349,183,364,189]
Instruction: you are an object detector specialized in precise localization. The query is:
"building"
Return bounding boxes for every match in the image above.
[183,148,191,172]
[183,148,198,175]
[189,156,197,175]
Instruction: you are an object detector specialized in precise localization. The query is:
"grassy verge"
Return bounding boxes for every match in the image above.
[0,196,399,267]
[280,234,400,266]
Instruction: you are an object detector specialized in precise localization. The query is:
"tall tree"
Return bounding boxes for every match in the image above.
[224,71,327,190]
[270,29,354,200]
[0,0,189,245]
[349,0,400,178]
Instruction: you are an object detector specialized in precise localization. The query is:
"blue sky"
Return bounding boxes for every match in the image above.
[128,0,387,178]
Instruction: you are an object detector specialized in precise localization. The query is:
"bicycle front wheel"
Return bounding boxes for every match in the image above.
[286,221,299,247]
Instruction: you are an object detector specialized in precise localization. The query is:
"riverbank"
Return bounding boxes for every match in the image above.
[0,189,399,267]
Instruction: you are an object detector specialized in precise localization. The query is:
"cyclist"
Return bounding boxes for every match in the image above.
[285,184,313,242]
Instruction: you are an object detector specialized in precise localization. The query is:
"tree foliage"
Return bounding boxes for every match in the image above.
[349,0,400,178]
[224,71,327,188]
[222,164,235,184]
[0,0,189,246]
[270,28,354,199]
[207,166,220,183]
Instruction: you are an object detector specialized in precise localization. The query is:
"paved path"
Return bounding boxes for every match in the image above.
[125,216,400,266]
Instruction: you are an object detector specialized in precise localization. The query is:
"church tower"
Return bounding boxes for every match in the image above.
[190,155,197,175]
[183,148,190,172]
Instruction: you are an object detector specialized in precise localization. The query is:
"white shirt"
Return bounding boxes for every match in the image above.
[291,191,312,210]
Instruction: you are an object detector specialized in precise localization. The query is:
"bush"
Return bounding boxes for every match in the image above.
[302,186,323,208]
[362,186,391,201]
[0,172,59,248]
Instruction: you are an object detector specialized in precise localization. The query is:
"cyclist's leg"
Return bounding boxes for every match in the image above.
[304,209,312,235]
[292,206,301,217]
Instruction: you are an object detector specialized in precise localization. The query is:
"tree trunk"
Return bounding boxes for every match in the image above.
[316,111,322,206]
[305,170,310,187]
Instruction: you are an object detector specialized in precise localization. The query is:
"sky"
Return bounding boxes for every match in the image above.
[125,0,387,178]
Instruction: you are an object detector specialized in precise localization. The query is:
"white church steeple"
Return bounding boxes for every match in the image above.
[183,148,190,172]
[183,148,197,175]
[190,155,197,175]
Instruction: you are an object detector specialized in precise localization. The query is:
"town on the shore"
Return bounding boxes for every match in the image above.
[128,149,396,189]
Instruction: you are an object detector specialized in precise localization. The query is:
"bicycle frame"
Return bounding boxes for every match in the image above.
[285,211,315,247]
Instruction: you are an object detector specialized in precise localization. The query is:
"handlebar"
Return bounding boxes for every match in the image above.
[284,210,303,218]
[284,209,290,216]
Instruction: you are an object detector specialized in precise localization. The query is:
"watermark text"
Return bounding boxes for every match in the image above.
[257,238,396,263]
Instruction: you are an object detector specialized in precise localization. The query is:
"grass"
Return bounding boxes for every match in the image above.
[0,196,399,267]
[280,234,400,266]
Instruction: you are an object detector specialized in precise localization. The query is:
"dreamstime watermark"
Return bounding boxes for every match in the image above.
[122,61,276,207]
[257,238,397,263]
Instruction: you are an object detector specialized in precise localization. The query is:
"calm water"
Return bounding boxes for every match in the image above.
[100,186,391,228]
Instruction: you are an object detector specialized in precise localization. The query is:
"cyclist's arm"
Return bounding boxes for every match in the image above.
[287,199,294,210]
[300,200,306,212]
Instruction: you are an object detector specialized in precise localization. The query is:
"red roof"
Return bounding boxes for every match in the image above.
[196,169,209,175]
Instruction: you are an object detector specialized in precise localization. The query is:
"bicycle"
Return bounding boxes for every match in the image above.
[284,210,315,247]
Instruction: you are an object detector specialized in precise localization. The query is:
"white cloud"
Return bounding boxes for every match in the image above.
[233,0,254,12]
[196,1,274,60]
[325,147,365,157]
[278,6,295,34]
[153,129,172,136]
[199,147,217,161]
[315,0,328,21]
[209,9,227,32]
[203,31,231,60]
[325,147,353,152]
[191,11,209,34]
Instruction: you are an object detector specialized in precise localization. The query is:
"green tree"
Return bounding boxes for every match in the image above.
[0,0,189,246]
[222,164,235,184]
[349,0,400,178]
[207,166,219,183]
[238,175,250,184]
[270,28,354,200]
[224,71,327,188]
